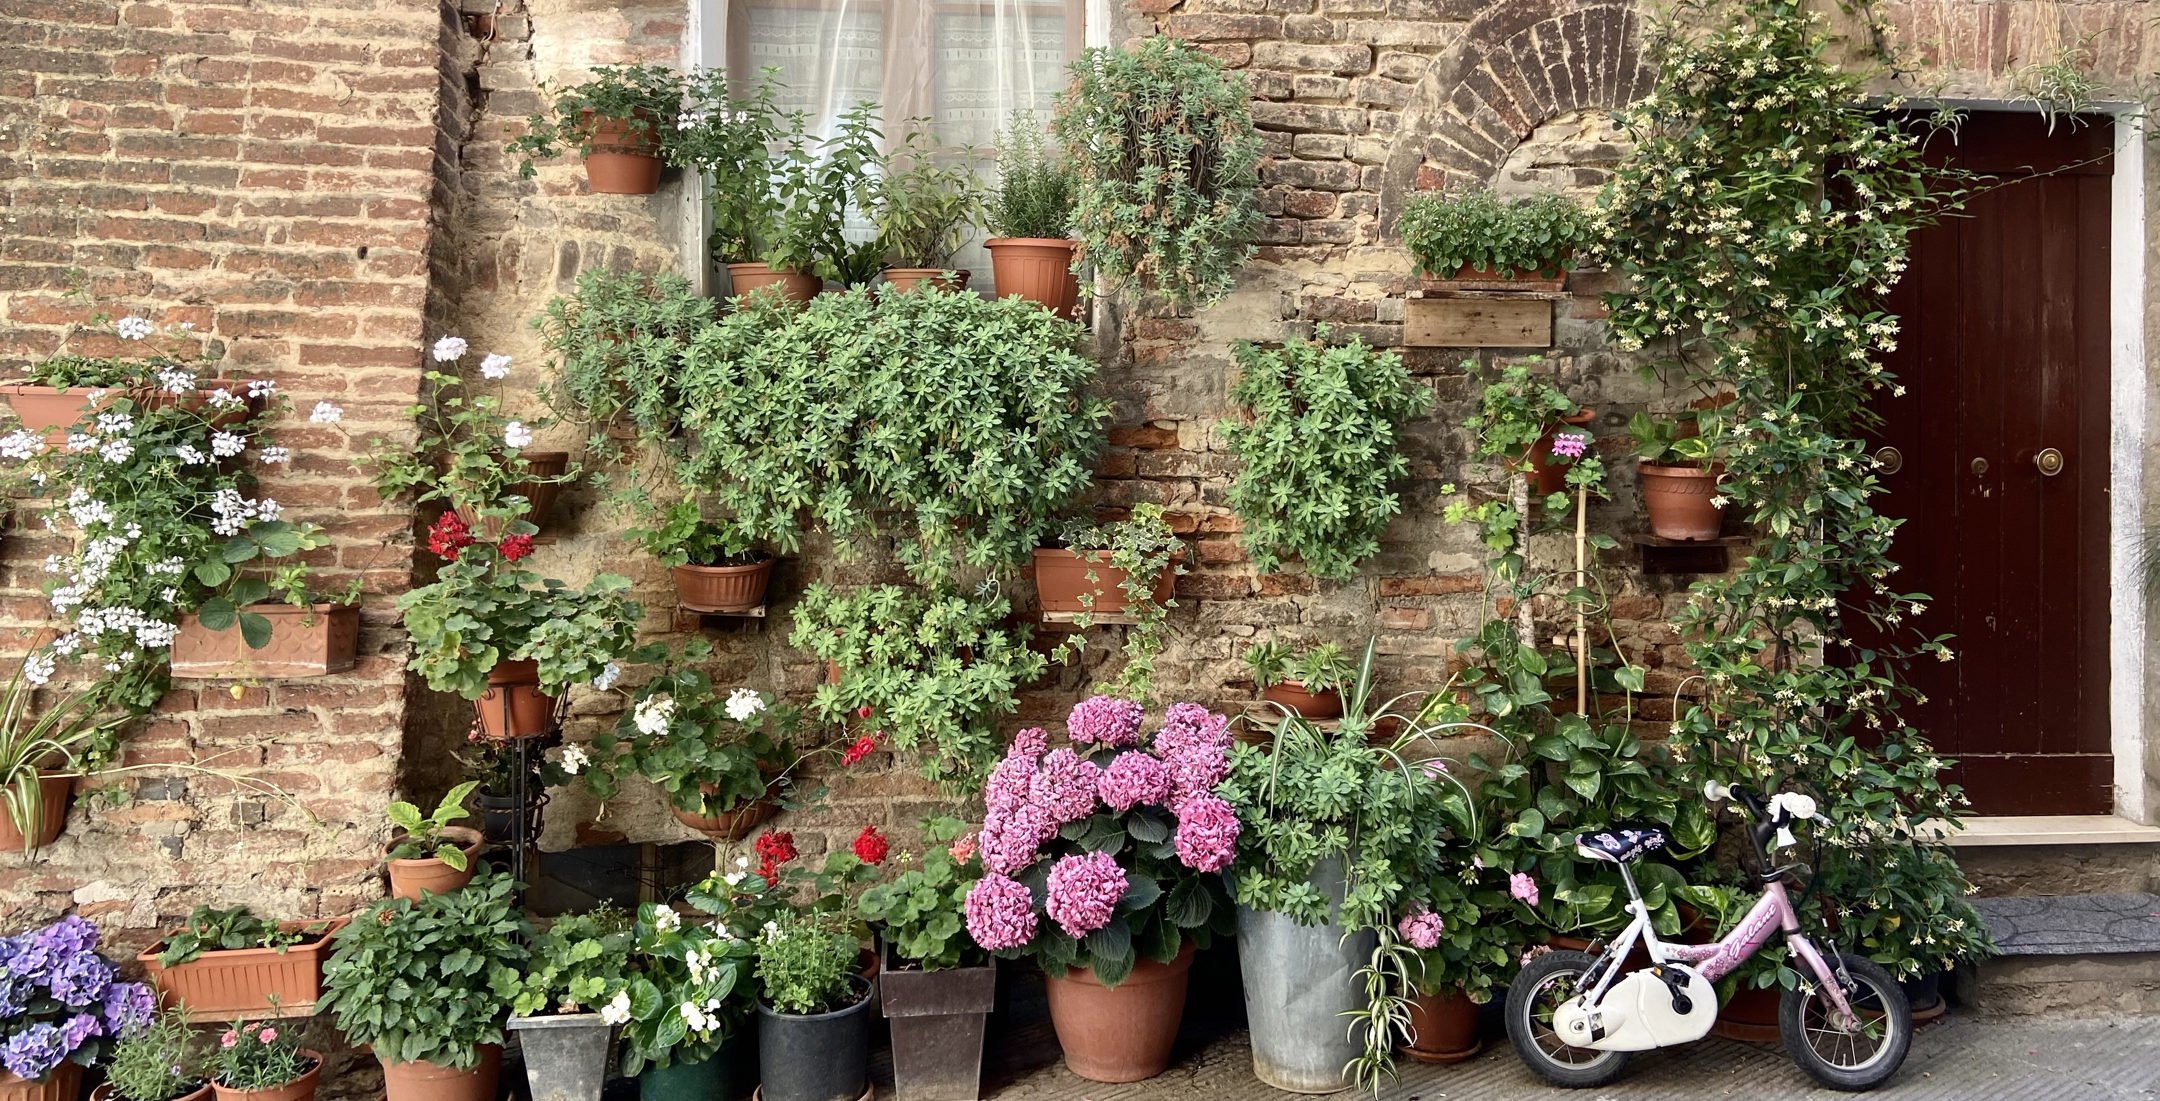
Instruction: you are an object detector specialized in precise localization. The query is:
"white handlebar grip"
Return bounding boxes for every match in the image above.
[1703,781,1730,802]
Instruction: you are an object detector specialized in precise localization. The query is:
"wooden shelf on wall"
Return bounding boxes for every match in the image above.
[676,604,768,633]
[1403,290,1560,349]
[1630,533,1750,575]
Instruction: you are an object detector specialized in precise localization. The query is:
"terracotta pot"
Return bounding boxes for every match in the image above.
[671,560,773,614]
[724,263,821,304]
[0,382,253,444]
[0,773,73,853]
[984,238,1080,321]
[211,1051,322,1101]
[670,791,777,841]
[1042,942,1194,1083]
[385,825,485,900]
[379,1046,499,1101]
[582,113,662,195]
[1527,409,1597,497]
[0,1063,81,1101]
[92,1084,212,1101]
[1258,681,1343,720]
[141,919,349,1021]
[1030,548,1178,617]
[452,451,571,541]
[1638,462,1724,541]
[473,658,556,739]
[172,603,360,679]
[1400,988,1482,1063]
[880,267,971,294]
[1710,983,1783,1043]
[1425,264,1569,292]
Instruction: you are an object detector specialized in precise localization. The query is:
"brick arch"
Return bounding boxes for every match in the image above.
[1380,0,1653,221]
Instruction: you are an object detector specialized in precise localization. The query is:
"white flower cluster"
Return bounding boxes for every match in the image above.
[633,694,676,737]
[0,430,43,461]
[115,316,154,341]
[558,744,590,775]
[309,401,343,424]
[589,662,622,691]
[724,688,765,723]
[155,365,198,394]
[209,487,280,536]
[599,990,632,1026]
[678,997,728,1036]
[480,354,512,380]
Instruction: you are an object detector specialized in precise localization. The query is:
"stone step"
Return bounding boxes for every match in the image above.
[1969,893,2160,1016]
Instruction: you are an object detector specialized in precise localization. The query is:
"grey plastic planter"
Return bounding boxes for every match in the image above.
[1235,858,1376,1094]
[880,945,996,1101]
[507,1012,611,1101]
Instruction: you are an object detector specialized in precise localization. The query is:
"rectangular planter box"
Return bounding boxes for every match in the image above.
[1403,295,1554,348]
[139,916,348,1021]
[171,603,358,679]
[881,949,995,1101]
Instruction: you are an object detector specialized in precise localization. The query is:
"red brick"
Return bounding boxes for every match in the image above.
[1377,573,1483,597]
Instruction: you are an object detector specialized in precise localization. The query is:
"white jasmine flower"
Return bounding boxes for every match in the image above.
[115,316,153,341]
[559,744,590,775]
[599,990,631,1026]
[502,421,532,449]
[588,662,622,691]
[309,401,343,424]
[431,335,468,362]
[723,688,765,723]
[479,353,512,379]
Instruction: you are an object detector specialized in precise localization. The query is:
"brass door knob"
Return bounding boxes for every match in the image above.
[2035,447,2064,477]
[1971,456,1988,476]
[1874,446,1902,474]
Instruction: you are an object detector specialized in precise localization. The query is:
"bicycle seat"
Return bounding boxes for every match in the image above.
[1575,824,1670,863]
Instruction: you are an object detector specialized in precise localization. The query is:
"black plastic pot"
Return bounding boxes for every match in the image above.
[880,944,996,1101]
[640,1029,756,1101]
[757,974,874,1101]
[475,787,546,846]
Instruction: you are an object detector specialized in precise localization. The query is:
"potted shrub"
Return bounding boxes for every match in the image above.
[1054,38,1262,310]
[171,518,359,679]
[583,643,796,840]
[399,522,641,738]
[961,699,1237,1083]
[984,114,1080,319]
[630,500,773,614]
[1466,360,1599,501]
[1628,410,1722,540]
[858,817,994,1101]
[1399,188,1589,287]
[0,915,157,1101]
[509,64,687,195]
[753,911,876,1101]
[382,781,486,900]
[204,1019,320,1101]
[96,1006,208,1101]
[607,903,757,1101]
[1033,503,1184,700]
[872,128,984,293]
[1395,864,1521,1064]
[139,906,346,1020]
[319,871,530,1101]
[676,70,816,303]
[507,909,635,1101]
[1242,639,1353,720]
[0,660,132,854]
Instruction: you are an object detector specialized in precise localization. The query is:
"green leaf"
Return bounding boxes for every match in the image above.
[1164,877,1213,928]
[238,611,274,650]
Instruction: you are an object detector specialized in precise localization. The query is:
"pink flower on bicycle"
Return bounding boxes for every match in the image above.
[1509,872,1541,907]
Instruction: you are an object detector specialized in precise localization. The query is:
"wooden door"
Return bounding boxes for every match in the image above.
[1868,112,2114,815]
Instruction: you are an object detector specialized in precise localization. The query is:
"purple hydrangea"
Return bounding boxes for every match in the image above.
[2,1023,67,1082]
[963,873,1039,952]
[1067,695,1145,747]
[0,973,30,1020]
[58,1013,98,1052]
[1155,703,1232,807]
[1044,851,1127,939]
[1028,749,1101,825]
[1009,726,1049,760]
[46,950,110,1007]
[101,982,154,1037]
[1097,751,1172,813]
[1397,908,1444,950]
[984,732,1042,820]
[1171,792,1239,873]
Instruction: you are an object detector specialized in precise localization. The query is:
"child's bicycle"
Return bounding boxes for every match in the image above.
[1505,781,1911,1091]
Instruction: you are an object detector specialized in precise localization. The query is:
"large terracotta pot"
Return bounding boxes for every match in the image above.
[0,773,73,853]
[1042,942,1195,1083]
[984,238,1080,320]
[452,451,571,541]
[1638,462,1724,540]
[582,113,662,195]
[379,1046,500,1101]
[880,268,971,294]
[671,560,772,614]
[1527,409,1597,497]
[172,603,359,679]
[670,791,777,841]
[473,659,556,739]
[1400,988,1482,1063]
[1259,681,1343,720]
[385,825,485,900]
[211,1051,323,1101]
[142,920,349,1021]
[1711,983,1782,1043]
[1030,548,1178,617]
[724,263,821,304]
[0,1063,81,1101]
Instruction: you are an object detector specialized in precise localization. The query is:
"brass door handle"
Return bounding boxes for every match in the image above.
[2035,447,2064,477]
[1874,446,1902,474]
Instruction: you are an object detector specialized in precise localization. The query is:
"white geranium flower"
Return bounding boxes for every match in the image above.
[431,335,468,362]
[479,353,512,379]
[0,431,42,461]
[309,401,343,424]
[588,662,622,691]
[210,431,246,458]
[599,990,631,1026]
[115,316,153,340]
[176,444,207,466]
[723,871,747,887]
[257,446,291,464]
[22,651,56,686]
[207,388,243,410]
[559,744,590,775]
[723,688,765,723]
[633,694,676,737]
[654,908,682,932]
[247,379,276,399]
[502,421,532,449]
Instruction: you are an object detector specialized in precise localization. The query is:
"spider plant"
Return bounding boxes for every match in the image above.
[0,659,134,853]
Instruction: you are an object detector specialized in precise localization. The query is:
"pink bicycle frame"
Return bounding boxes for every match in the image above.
[1655,878,1858,1027]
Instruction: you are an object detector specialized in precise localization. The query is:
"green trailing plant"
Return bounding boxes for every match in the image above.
[611,902,756,1074]
[397,531,641,700]
[1627,409,1713,467]
[584,641,797,817]
[537,268,716,446]
[1242,638,1353,694]
[676,68,788,265]
[622,498,763,569]
[508,64,688,177]
[678,286,1106,587]
[511,907,634,1017]
[102,1006,203,1101]
[1399,189,1590,278]
[1222,328,1432,580]
[2012,41,2099,134]
[872,126,986,269]
[1046,503,1184,701]
[988,113,1076,239]
[319,870,530,1070]
[755,910,863,1016]
[385,780,480,868]
[789,584,1046,787]
[0,658,136,847]
[153,905,314,968]
[1055,37,1263,309]
[858,817,984,971]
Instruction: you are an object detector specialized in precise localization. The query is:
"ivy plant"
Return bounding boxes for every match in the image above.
[1221,328,1432,580]
[1399,189,1590,278]
[1054,37,1262,309]
[1046,503,1184,701]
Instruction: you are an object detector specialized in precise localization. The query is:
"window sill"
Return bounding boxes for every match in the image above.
[1924,815,2160,848]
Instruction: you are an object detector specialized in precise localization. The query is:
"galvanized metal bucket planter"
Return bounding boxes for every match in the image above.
[506,1013,610,1101]
[1236,858,1376,1093]
[880,944,996,1101]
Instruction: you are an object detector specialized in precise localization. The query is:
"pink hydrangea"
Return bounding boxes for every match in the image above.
[1043,851,1127,939]
[979,802,1054,876]
[1010,726,1049,760]
[964,873,1038,951]
[1171,791,1239,873]
[1397,908,1444,950]
[1097,751,1172,812]
[1068,695,1145,747]
[1029,748,1101,825]
[984,737,1040,820]
[1509,872,1540,907]
[1155,703,1232,808]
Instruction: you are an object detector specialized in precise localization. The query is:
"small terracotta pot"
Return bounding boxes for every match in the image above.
[1030,548,1178,617]
[0,773,73,853]
[671,560,772,614]
[984,238,1080,320]
[1401,988,1482,1063]
[1710,984,1782,1044]
[473,659,556,739]
[172,603,359,679]
[92,1084,212,1101]
[142,919,349,1021]
[385,825,485,900]
[1638,462,1724,540]
[670,791,778,841]
[0,382,253,444]
[211,1051,323,1101]
[1042,942,1194,1083]
[724,263,821,304]
[880,268,971,294]
[1527,409,1597,497]
[379,1046,500,1101]
[582,113,662,195]
[452,452,571,541]
[1258,681,1343,720]
[0,1063,81,1101]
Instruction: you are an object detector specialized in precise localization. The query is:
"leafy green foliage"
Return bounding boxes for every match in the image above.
[396,540,641,699]
[1222,328,1431,580]
[1241,638,1352,693]
[1399,189,1590,277]
[987,113,1075,239]
[620,499,761,568]
[583,643,796,816]
[103,1007,202,1101]
[872,126,986,269]
[154,905,312,968]
[537,268,717,446]
[613,904,756,1075]
[0,658,137,845]
[507,64,687,176]
[754,910,863,1016]
[385,780,479,866]
[674,69,789,265]
[1054,37,1263,309]
[27,353,191,389]
[789,584,1045,787]
[364,359,580,522]
[857,817,982,971]
[319,871,531,1071]
[1046,504,1184,700]
[767,102,883,281]
[1627,410,1713,466]
[512,908,634,1018]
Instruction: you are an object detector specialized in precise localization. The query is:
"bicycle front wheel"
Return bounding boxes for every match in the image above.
[1779,953,1912,1091]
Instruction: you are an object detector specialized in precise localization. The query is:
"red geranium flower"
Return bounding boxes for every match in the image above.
[754,829,797,881]
[855,705,873,719]
[499,533,535,562]
[852,825,888,865]
[426,512,474,559]
[840,733,879,767]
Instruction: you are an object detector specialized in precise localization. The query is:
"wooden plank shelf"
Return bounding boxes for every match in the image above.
[680,603,768,633]
[1403,294,1555,348]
